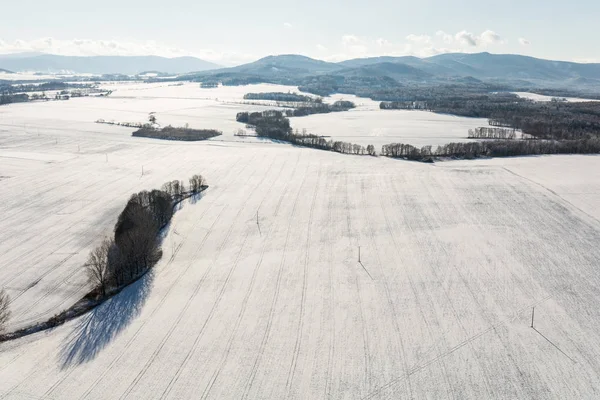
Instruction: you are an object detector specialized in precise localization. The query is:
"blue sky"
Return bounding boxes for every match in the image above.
[0,0,597,65]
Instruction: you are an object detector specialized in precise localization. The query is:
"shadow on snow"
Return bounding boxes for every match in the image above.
[58,269,155,368]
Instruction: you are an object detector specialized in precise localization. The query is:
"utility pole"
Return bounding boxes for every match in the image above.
[141,165,144,176]
[358,245,361,263]
[531,306,535,328]
[105,153,108,162]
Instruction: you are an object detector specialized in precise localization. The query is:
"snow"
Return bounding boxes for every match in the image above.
[1,84,600,399]
[0,72,96,81]
[513,91,600,103]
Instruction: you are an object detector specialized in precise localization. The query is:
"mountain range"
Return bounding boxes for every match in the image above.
[200,53,600,87]
[2,52,600,89]
[0,54,219,75]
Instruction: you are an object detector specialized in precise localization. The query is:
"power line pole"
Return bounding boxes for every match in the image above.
[358,245,361,263]
[531,307,535,328]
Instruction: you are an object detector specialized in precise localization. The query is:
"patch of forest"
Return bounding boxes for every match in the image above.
[381,94,600,141]
[132,125,222,141]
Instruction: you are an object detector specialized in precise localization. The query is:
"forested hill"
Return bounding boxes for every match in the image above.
[184,52,600,93]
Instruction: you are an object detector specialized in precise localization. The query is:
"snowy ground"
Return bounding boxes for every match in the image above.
[99,81,493,148]
[1,87,600,399]
[513,91,600,103]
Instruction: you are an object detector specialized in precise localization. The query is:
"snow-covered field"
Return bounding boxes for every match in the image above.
[513,91,600,103]
[100,81,492,147]
[1,86,600,399]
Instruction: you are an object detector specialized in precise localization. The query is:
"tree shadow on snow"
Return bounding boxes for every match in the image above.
[188,190,206,205]
[58,270,155,369]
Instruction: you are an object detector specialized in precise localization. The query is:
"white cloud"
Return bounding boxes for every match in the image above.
[436,31,453,44]
[453,30,503,47]
[341,35,361,46]
[283,22,293,29]
[0,37,256,66]
[518,37,531,46]
[376,38,391,47]
[480,30,503,44]
[316,44,328,52]
[324,29,510,62]
[455,31,478,46]
[406,34,431,45]
[341,34,368,56]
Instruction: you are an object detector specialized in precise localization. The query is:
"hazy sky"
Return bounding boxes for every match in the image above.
[1,0,597,65]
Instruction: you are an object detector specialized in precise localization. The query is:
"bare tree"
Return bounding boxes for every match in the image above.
[367,144,376,156]
[84,238,113,297]
[0,289,10,333]
[189,174,207,193]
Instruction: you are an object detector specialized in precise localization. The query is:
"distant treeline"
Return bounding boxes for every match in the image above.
[381,138,600,161]
[132,125,222,141]
[381,93,600,141]
[243,92,314,102]
[236,110,376,156]
[96,119,144,128]
[0,93,29,105]
[0,82,94,95]
[468,127,520,140]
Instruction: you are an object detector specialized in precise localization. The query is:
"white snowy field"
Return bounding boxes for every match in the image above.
[289,109,488,149]
[1,106,600,398]
[99,81,491,147]
[513,91,600,103]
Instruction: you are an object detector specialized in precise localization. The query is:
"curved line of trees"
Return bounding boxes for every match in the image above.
[85,174,207,298]
[0,175,207,341]
[236,110,376,156]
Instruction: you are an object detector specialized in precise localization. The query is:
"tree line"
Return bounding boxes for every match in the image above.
[243,92,315,102]
[0,289,9,334]
[236,110,376,156]
[381,138,600,161]
[85,174,207,298]
[381,93,600,141]
[0,93,29,105]
[468,127,519,140]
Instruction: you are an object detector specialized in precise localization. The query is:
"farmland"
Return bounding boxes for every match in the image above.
[1,85,600,399]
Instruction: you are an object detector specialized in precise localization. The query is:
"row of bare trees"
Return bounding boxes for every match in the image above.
[468,127,518,140]
[0,289,9,333]
[381,138,600,161]
[84,174,206,298]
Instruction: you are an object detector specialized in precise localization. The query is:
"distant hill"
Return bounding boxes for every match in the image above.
[211,54,340,77]
[337,62,432,82]
[0,68,14,74]
[0,54,220,75]
[425,52,600,81]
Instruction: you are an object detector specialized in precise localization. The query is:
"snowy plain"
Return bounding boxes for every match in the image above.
[1,84,600,399]
[512,91,600,103]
